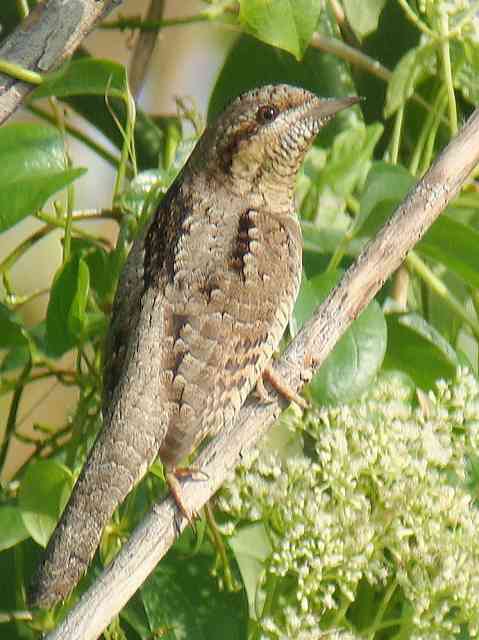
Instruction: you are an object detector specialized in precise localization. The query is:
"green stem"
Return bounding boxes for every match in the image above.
[0,359,32,474]
[327,194,360,271]
[48,98,75,264]
[409,86,445,176]
[331,594,351,627]
[327,231,354,272]
[78,348,97,380]
[36,211,113,248]
[0,226,53,276]
[365,579,398,636]
[471,292,479,369]
[407,252,479,339]
[63,174,75,263]
[389,105,404,165]
[438,8,457,135]
[471,289,479,319]
[313,31,387,81]
[0,370,76,397]
[204,503,236,592]
[1,376,62,400]
[40,208,123,224]
[367,617,405,632]
[16,0,29,19]
[397,0,436,38]
[0,610,32,623]
[0,59,43,85]
[13,380,62,434]
[260,573,281,621]
[310,32,446,126]
[100,13,212,31]
[418,90,447,176]
[112,89,137,202]
[0,210,118,277]
[12,425,76,479]
[10,288,50,310]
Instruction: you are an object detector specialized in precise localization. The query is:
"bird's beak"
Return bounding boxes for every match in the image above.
[310,95,362,120]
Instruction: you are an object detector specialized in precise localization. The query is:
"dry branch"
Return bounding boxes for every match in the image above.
[45,106,479,640]
[0,0,123,125]
[128,0,165,99]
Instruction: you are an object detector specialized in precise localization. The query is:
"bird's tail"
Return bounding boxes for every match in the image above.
[28,413,160,609]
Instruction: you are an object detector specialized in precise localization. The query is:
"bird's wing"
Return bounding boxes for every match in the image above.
[158,207,302,467]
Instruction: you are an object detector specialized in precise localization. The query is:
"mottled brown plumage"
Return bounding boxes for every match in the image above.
[29,84,357,608]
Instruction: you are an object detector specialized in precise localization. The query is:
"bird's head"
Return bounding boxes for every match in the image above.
[192,84,359,210]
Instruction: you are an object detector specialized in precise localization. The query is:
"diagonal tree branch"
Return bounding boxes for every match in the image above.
[45,105,479,640]
[128,0,165,99]
[0,0,123,125]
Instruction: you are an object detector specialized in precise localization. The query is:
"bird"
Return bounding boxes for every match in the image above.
[29,84,358,608]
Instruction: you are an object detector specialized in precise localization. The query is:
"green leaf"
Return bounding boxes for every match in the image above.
[356,162,414,236]
[1,322,48,374]
[357,164,479,288]
[119,169,166,219]
[0,506,30,551]
[34,52,181,171]
[68,257,90,335]
[64,95,167,173]
[68,237,119,305]
[32,58,128,99]
[342,0,387,37]
[239,0,322,60]
[228,523,272,618]
[427,271,466,346]
[289,273,318,337]
[384,44,435,118]
[310,298,387,404]
[141,552,248,639]
[120,594,151,639]
[292,271,387,405]
[453,38,479,106]
[0,123,86,232]
[384,313,460,389]
[311,275,387,405]
[318,123,383,198]
[18,460,73,547]
[300,222,364,268]
[0,303,28,348]
[0,2,23,39]
[46,254,90,356]
[418,214,479,290]
[1,344,30,374]
[82,247,118,300]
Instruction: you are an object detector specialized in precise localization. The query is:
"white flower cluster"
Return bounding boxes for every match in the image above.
[219,369,479,639]
[261,610,358,640]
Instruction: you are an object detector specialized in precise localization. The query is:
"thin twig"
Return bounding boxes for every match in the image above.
[0,359,32,473]
[45,107,479,640]
[100,13,212,31]
[310,32,445,125]
[128,0,165,99]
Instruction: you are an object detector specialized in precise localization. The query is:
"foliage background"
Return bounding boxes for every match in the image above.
[1,0,479,638]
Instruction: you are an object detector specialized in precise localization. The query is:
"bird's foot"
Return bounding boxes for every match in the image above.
[166,468,208,531]
[257,365,309,409]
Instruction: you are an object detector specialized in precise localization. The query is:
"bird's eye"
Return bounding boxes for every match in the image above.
[256,105,279,124]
